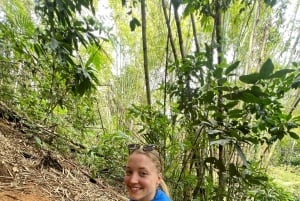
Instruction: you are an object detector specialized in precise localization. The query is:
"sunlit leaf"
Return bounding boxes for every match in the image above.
[234,143,248,167]
[34,136,42,149]
[210,138,232,145]
[208,129,223,135]
[50,37,58,50]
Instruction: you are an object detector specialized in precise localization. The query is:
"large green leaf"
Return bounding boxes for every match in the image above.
[225,61,240,75]
[259,58,274,79]
[288,131,299,140]
[129,17,141,31]
[213,67,223,79]
[239,73,260,84]
[240,59,277,83]
[224,90,262,103]
[224,101,239,109]
[268,69,294,79]
[250,86,266,97]
[227,109,243,118]
[201,90,214,102]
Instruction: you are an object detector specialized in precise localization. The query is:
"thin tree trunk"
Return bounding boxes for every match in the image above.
[162,0,178,62]
[162,0,178,114]
[215,1,225,200]
[245,1,259,74]
[190,13,200,53]
[172,1,185,58]
[215,2,223,64]
[284,0,300,65]
[141,0,151,106]
[258,19,270,67]
[287,29,300,65]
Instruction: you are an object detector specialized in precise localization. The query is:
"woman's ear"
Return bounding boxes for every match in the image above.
[157,172,162,184]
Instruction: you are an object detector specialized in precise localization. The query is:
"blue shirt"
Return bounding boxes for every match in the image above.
[130,189,171,201]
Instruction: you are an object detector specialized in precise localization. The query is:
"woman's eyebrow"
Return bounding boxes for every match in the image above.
[138,167,150,171]
[126,166,148,170]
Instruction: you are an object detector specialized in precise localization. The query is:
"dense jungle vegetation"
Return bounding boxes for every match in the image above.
[0,0,300,200]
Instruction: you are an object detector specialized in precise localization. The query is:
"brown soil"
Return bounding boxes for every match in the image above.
[0,120,127,201]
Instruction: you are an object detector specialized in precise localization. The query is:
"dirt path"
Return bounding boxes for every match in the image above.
[0,190,51,201]
[0,120,127,201]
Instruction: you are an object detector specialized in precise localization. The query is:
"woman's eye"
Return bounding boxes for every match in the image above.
[125,170,132,176]
[139,172,148,177]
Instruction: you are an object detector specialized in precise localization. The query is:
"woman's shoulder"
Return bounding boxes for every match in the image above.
[153,189,172,201]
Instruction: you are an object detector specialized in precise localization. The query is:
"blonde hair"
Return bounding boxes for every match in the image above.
[130,149,171,197]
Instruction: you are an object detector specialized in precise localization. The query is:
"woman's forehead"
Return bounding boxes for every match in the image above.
[127,153,155,166]
[126,153,162,177]
[128,152,151,162]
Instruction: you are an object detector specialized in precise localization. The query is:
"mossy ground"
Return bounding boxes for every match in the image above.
[268,165,300,198]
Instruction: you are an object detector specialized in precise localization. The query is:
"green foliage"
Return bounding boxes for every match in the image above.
[128,43,300,200]
[239,59,294,84]
[247,179,297,201]
[1,0,299,200]
[0,2,120,190]
[72,64,100,96]
[34,0,105,96]
[268,165,300,199]
[129,17,141,31]
[0,0,111,133]
[264,0,277,7]
[273,137,300,166]
[290,157,300,166]
[128,104,173,159]
[34,136,43,149]
[79,131,131,180]
[128,105,171,142]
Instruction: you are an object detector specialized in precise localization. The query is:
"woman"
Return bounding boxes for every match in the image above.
[124,144,171,201]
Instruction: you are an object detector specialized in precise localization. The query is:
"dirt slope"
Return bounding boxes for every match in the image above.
[0,120,127,201]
